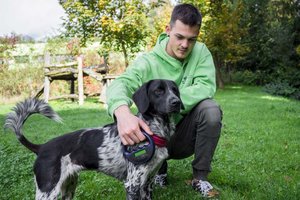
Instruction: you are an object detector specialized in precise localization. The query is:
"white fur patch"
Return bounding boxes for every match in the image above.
[97,128,127,180]
[35,154,83,200]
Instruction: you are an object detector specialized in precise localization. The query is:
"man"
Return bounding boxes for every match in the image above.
[106,3,222,198]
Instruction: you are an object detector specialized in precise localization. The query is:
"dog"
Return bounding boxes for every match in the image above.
[4,79,184,200]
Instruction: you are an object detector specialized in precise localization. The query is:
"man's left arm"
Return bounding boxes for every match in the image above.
[179,50,216,114]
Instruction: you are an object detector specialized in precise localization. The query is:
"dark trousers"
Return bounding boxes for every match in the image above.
[158,99,222,180]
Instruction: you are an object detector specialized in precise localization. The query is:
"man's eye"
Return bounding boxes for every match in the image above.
[176,35,184,40]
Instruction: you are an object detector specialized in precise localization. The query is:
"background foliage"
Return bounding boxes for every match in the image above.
[59,0,300,99]
[60,0,164,67]
[179,0,299,99]
[0,0,299,102]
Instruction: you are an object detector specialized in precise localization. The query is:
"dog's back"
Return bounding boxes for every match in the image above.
[34,126,128,194]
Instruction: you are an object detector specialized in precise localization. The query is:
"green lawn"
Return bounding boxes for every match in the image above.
[0,86,299,200]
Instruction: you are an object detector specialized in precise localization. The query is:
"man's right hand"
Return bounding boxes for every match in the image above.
[114,105,153,145]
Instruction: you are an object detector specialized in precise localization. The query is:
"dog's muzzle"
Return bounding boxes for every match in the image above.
[168,98,182,113]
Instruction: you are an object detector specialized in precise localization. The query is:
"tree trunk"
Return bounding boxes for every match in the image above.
[121,42,129,68]
[216,66,224,89]
[215,56,225,89]
[227,63,232,83]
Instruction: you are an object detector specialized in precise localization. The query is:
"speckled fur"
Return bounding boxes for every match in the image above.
[4,80,182,200]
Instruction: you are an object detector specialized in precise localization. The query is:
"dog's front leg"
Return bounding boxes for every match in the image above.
[125,183,140,200]
[124,178,140,200]
[124,164,146,200]
[140,177,154,200]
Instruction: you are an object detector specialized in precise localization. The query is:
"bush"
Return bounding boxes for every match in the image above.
[263,66,300,100]
[0,66,96,103]
[228,66,300,100]
[263,81,296,96]
[0,67,44,99]
[263,82,300,100]
[230,70,259,85]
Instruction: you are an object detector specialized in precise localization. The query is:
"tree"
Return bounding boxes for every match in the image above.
[60,0,164,67]
[238,0,300,84]
[148,0,174,48]
[180,0,248,88]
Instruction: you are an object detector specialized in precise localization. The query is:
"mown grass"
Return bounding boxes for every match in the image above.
[0,86,299,200]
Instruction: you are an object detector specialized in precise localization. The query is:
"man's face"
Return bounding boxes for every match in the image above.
[165,20,199,61]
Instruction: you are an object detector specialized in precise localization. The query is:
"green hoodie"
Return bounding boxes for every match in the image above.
[106,33,216,123]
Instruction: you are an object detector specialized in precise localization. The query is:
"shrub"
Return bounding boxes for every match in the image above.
[0,67,43,99]
[263,81,296,96]
[0,66,101,103]
[263,82,300,100]
[263,66,300,100]
[230,70,258,85]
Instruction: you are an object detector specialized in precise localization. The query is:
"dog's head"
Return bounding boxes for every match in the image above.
[133,79,184,116]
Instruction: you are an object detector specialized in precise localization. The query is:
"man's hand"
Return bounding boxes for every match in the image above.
[114,105,153,145]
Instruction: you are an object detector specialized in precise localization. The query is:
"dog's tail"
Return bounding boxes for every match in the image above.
[4,98,62,154]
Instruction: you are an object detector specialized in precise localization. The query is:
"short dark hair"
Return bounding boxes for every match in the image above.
[170,3,202,28]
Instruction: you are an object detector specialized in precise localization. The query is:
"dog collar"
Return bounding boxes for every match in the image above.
[151,134,167,147]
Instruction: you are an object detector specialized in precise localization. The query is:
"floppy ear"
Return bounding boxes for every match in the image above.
[170,80,185,110]
[180,100,185,110]
[132,81,151,114]
[177,92,185,110]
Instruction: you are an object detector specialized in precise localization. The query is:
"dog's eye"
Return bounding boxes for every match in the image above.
[171,87,179,95]
[154,89,164,95]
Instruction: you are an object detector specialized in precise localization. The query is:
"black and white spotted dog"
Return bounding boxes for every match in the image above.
[4,79,184,200]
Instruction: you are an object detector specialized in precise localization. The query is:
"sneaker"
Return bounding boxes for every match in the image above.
[154,173,168,187]
[191,179,219,198]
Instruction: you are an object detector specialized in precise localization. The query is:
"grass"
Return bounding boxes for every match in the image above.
[0,86,299,200]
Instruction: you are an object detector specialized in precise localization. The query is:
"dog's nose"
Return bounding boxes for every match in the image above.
[170,98,181,107]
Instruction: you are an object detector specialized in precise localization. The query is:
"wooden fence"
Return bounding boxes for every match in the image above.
[34,53,117,105]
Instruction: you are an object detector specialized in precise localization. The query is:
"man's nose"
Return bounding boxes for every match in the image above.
[181,39,189,48]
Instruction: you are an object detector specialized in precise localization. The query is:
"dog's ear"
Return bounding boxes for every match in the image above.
[177,92,185,110]
[132,81,151,114]
[170,80,185,110]
[180,100,185,110]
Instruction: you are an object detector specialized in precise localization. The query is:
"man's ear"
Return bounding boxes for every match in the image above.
[132,81,152,114]
[165,24,171,36]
